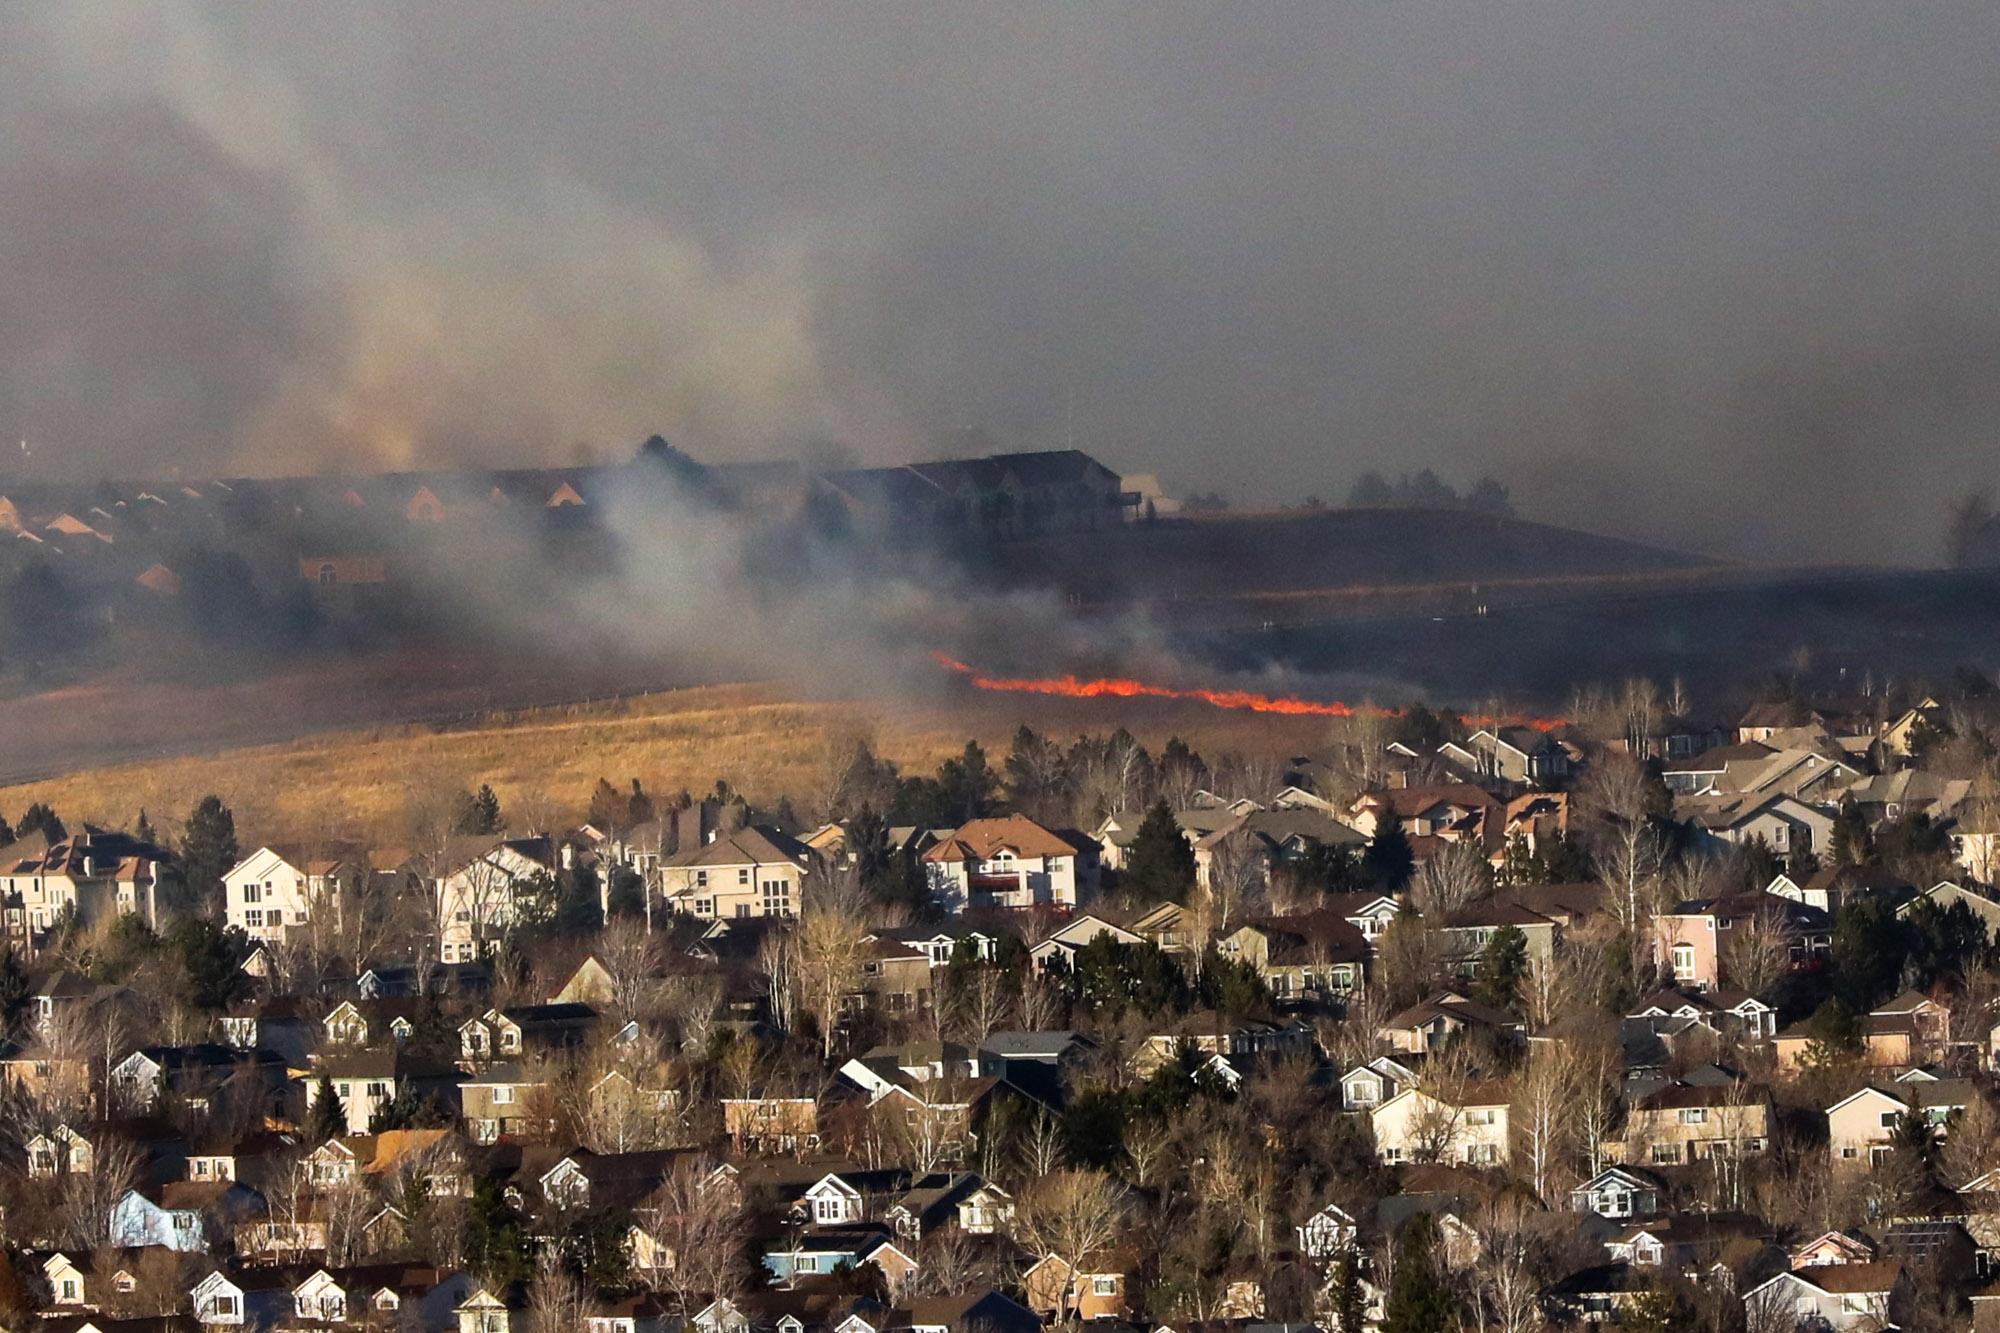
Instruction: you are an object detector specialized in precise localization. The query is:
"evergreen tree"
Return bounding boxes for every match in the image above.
[0,810,12,848]
[133,809,154,846]
[937,741,999,822]
[1831,896,1910,1008]
[168,916,247,1010]
[306,1075,346,1143]
[0,943,27,1025]
[1330,1251,1366,1333]
[180,795,239,902]
[1473,925,1529,1011]
[1121,799,1197,905]
[465,1174,533,1285]
[1364,817,1415,891]
[1830,797,1874,867]
[17,802,64,844]
[626,779,655,829]
[587,777,624,831]
[456,785,504,836]
[1380,1214,1456,1333]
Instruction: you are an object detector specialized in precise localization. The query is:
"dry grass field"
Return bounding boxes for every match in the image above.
[0,679,1328,844]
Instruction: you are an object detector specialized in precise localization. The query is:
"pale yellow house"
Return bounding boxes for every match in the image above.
[1370,1084,1511,1167]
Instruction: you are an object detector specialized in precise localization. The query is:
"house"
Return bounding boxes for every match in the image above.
[460,1062,552,1143]
[1370,1084,1511,1166]
[762,1225,916,1288]
[1296,1202,1359,1257]
[1569,1167,1665,1222]
[1027,912,1147,972]
[111,1045,288,1117]
[459,1002,598,1063]
[1774,992,1951,1071]
[1743,1263,1911,1332]
[322,997,423,1048]
[1218,910,1368,1000]
[457,1285,524,1332]
[923,815,1098,912]
[1680,791,1838,858]
[1610,1082,1770,1167]
[0,827,177,951]
[432,835,558,963]
[1769,864,1914,916]
[1900,880,2000,939]
[109,1180,263,1251]
[1825,1080,1975,1168]
[222,844,365,944]
[298,1048,461,1135]
[855,936,938,1016]
[866,923,999,968]
[1377,991,1523,1056]
[25,1123,94,1178]
[1022,1251,1136,1322]
[1339,1056,1417,1112]
[1439,727,1571,785]
[1792,1230,1878,1267]
[956,1181,1015,1234]
[1651,891,1830,992]
[1627,987,1779,1043]
[660,825,814,921]
[1437,899,1567,977]
[722,1095,822,1153]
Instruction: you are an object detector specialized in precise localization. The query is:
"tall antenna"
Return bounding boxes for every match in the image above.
[1065,384,1075,451]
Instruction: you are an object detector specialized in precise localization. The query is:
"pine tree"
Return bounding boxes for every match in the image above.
[180,795,239,902]
[0,943,27,1025]
[626,779,655,829]
[1380,1214,1456,1333]
[587,777,624,831]
[17,802,63,844]
[1473,925,1529,1011]
[306,1075,346,1143]
[0,810,13,848]
[1364,817,1415,891]
[1122,798,1196,905]
[1330,1251,1366,1333]
[133,809,155,846]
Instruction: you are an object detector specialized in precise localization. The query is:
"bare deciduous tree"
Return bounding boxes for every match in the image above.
[1015,1170,1129,1317]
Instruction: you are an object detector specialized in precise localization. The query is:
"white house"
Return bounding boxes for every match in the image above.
[222,845,361,944]
[1568,1167,1663,1222]
[1296,1203,1359,1258]
[1340,1057,1416,1112]
[922,815,1096,912]
[1370,1086,1512,1167]
[1743,1264,1909,1332]
[434,836,557,963]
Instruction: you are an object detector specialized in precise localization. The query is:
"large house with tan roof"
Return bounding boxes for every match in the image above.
[1,827,177,952]
[659,825,814,921]
[922,815,1098,912]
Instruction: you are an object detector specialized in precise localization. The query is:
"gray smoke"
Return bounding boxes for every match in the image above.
[4,2,2000,562]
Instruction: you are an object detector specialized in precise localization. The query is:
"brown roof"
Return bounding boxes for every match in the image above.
[1792,1260,1904,1294]
[922,815,1077,862]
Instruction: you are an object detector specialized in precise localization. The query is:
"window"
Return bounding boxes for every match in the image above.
[1671,944,1695,980]
[215,1295,238,1315]
[1650,1144,1683,1165]
[1467,1109,1496,1125]
[738,867,751,884]
[243,883,261,904]
[695,870,709,888]
[735,903,752,919]
[1880,1112,1899,1128]
[1840,1146,1858,1159]
[1678,1108,1708,1125]
[493,1086,515,1104]
[1092,1277,1118,1297]
[695,899,714,917]
[245,910,263,928]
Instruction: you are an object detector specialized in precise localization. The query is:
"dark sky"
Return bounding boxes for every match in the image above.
[4,2,2000,562]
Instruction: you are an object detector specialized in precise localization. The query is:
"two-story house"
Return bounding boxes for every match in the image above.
[660,826,814,921]
[922,815,1097,912]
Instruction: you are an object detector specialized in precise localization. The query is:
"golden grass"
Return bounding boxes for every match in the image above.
[0,680,1324,844]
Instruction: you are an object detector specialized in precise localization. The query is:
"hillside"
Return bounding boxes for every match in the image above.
[983,507,1711,609]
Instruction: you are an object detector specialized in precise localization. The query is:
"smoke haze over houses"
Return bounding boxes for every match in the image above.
[4,3,2000,562]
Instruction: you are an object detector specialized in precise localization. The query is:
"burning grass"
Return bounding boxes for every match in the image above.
[0,678,1327,844]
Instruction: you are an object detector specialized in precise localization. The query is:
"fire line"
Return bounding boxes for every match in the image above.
[929,651,1562,731]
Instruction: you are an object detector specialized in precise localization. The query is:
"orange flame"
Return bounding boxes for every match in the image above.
[929,652,1563,731]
